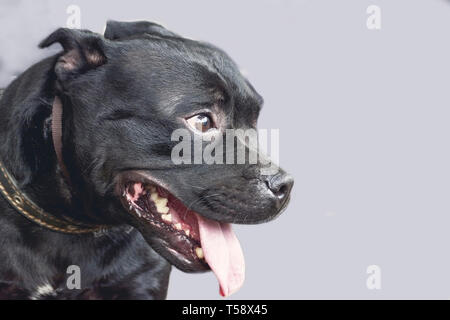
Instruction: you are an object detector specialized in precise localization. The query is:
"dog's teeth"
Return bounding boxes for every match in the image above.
[161,207,169,214]
[162,214,172,222]
[150,192,158,201]
[195,247,204,259]
[155,197,169,213]
[156,205,169,214]
[151,192,170,214]
[184,229,190,236]
[155,197,168,207]
[174,223,182,230]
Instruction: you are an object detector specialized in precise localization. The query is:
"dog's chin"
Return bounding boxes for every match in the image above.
[116,171,210,273]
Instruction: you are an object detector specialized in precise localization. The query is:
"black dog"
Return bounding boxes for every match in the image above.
[0,20,293,299]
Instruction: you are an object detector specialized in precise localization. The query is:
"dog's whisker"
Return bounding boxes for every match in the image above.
[182,193,221,220]
[180,182,208,191]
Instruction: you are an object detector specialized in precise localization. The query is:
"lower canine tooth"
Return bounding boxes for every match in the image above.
[184,229,190,236]
[174,223,182,230]
[162,214,172,222]
[195,247,204,259]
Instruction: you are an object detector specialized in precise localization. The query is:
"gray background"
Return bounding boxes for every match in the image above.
[1,0,449,299]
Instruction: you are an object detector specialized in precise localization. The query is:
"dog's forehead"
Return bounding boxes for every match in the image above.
[110,37,262,111]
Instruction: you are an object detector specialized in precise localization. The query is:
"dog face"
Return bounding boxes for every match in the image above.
[40,21,293,294]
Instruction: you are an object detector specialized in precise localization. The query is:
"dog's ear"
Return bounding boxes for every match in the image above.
[104,20,179,40]
[39,28,107,82]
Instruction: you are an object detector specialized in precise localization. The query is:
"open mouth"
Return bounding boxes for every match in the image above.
[117,171,245,297]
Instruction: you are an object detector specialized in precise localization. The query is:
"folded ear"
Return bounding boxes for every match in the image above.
[39,28,107,82]
[104,20,179,40]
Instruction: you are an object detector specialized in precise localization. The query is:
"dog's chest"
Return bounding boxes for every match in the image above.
[0,257,170,300]
[0,282,143,300]
[0,226,171,300]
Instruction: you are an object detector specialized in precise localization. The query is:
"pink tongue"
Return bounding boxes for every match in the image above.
[196,214,245,297]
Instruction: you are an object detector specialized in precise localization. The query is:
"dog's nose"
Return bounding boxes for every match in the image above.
[266,172,294,203]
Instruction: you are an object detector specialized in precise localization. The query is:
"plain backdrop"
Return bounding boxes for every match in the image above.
[1,0,450,299]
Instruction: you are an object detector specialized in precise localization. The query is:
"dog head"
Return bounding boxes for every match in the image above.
[39,21,293,296]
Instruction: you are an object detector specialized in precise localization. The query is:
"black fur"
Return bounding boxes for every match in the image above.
[0,21,293,299]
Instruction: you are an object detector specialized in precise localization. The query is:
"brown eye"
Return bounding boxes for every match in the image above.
[186,114,215,133]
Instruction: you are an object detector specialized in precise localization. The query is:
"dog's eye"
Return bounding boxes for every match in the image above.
[186,114,215,133]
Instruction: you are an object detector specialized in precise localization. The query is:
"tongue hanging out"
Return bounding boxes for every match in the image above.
[123,182,245,297]
[196,214,245,297]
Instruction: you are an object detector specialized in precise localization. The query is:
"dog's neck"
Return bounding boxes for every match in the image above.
[0,56,112,228]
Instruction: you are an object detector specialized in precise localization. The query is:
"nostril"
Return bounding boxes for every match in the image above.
[266,173,294,201]
[276,184,288,199]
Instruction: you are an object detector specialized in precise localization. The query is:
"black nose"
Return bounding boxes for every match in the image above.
[266,172,294,202]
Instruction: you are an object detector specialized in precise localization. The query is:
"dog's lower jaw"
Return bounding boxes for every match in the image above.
[117,173,246,297]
